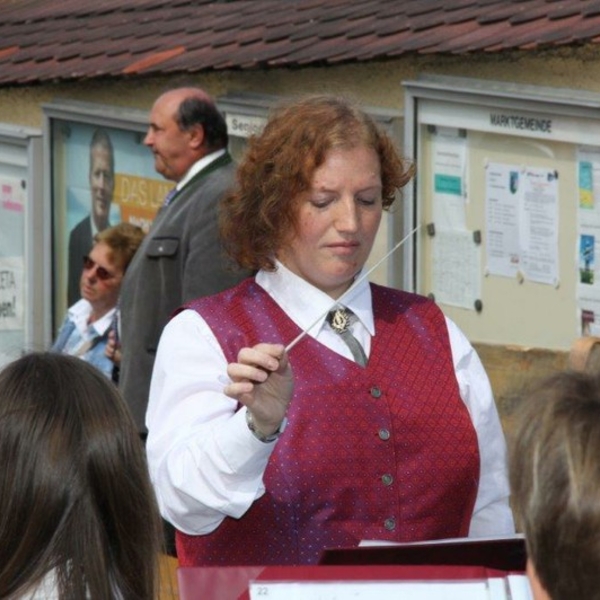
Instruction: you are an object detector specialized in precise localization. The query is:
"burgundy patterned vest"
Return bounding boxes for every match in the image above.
[177,279,480,566]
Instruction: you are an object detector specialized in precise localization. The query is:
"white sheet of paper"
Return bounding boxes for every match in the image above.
[432,127,468,231]
[520,167,559,285]
[359,533,525,547]
[432,230,481,309]
[485,162,521,278]
[0,256,24,331]
[249,579,493,600]
[507,575,534,600]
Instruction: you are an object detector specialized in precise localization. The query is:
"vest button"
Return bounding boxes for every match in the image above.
[370,386,382,398]
[378,428,390,441]
[384,518,396,531]
[382,474,393,486]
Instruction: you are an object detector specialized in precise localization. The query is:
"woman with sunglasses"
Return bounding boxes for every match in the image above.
[52,222,144,378]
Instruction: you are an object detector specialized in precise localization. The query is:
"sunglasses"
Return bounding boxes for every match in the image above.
[82,255,115,281]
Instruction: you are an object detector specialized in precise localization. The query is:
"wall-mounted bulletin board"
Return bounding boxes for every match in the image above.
[402,75,600,351]
[0,125,42,367]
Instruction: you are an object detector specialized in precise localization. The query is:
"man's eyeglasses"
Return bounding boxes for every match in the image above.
[82,255,115,281]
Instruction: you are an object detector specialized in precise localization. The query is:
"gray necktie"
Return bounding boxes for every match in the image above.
[162,187,178,207]
[326,307,368,367]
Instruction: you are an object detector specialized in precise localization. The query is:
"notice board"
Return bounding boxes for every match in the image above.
[403,76,600,350]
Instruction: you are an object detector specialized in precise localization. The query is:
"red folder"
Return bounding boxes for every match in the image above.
[319,536,527,571]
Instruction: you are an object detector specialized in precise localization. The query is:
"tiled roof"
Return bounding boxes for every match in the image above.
[1,0,600,85]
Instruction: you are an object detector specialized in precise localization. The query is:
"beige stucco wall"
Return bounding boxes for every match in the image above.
[4,46,600,128]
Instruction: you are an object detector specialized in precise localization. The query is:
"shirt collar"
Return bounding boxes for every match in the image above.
[89,214,99,237]
[255,260,375,337]
[175,148,227,191]
[68,298,116,336]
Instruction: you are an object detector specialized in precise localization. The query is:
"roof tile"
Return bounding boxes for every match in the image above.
[1,0,600,85]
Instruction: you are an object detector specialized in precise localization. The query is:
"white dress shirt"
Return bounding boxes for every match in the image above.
[67,298,116,342]
[175,148,227,192]
[21,570,58,599]
[146,262,515,537]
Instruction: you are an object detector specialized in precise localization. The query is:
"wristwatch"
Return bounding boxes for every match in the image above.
[245,410,288,443]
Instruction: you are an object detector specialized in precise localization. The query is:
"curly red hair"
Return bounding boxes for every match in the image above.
[220,94,415,271]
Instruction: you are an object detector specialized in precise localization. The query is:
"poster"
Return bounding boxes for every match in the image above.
[57,122,170,237]
[0,256,24,331]
[484,162,559,286]
[0,177,26,333]
[484,162,521,278]
[432,230,481,309]
[519,166,559,285]
[576,146,600,335]
[52,119,168,313]
[432,127,468,231]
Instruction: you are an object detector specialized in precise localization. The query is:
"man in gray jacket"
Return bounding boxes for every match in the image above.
[118,87,250,436]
